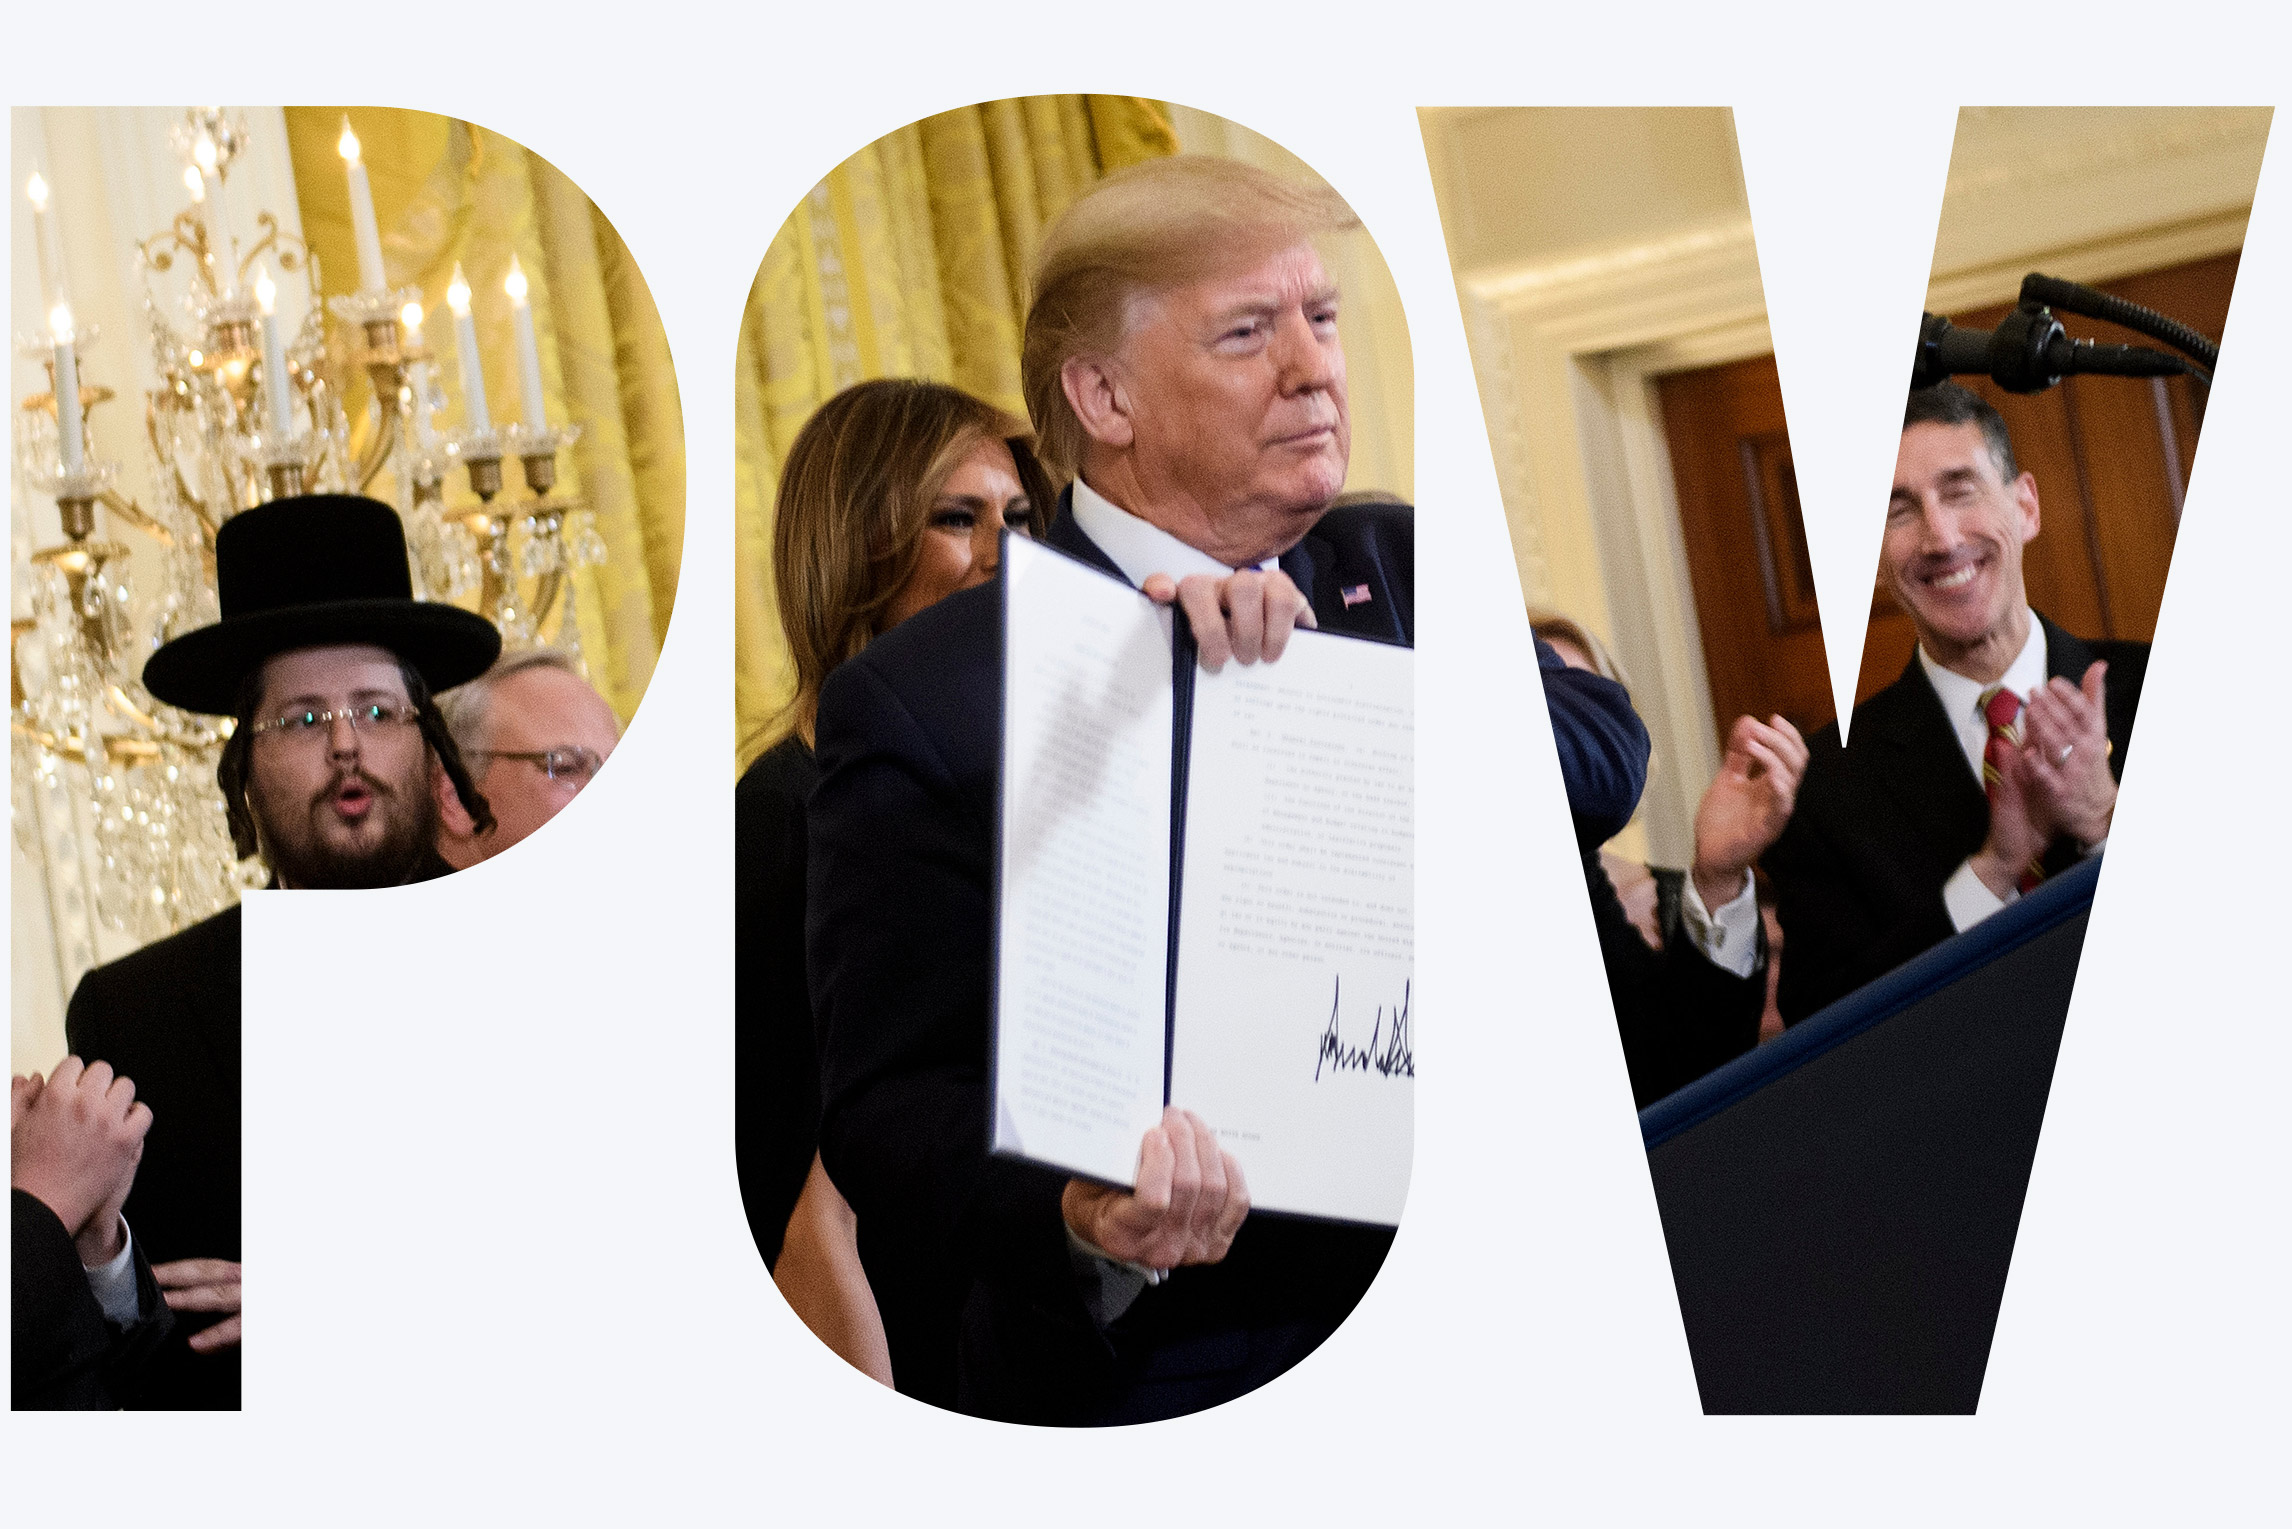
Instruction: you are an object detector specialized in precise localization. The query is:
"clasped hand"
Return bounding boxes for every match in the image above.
[11,1058,150,1267]
[1141,568,1316,672]
[1062,1106,1250,1273]
[1975,661,2115,896]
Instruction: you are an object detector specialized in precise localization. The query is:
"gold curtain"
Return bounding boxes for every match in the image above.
[283,108,684,724]
[733,96,1177,771]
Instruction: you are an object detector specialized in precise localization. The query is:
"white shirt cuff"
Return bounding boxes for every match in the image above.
[1679,868,1761,979]
[81,1217,144,1326]
[1065,1226,1161,1328]
[1943,857,2017,932]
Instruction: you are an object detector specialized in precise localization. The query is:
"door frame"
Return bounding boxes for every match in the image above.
[1458,215,1768,866]
[1453,113,2261,868]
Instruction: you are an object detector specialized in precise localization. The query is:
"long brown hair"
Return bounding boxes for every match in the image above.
[759,378,1056,753]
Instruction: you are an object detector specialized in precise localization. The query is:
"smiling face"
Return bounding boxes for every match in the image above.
[243,643,438,888]
[1884,420,2042,679]
[880,435,1028,632]
[1095,241,1349,565]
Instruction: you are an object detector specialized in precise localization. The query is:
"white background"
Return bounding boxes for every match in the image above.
[6,1,2287,1521]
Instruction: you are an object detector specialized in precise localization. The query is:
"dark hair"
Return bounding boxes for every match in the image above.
[758,378,1057,755]
[1904,381,2019,482]
[217,655,494,861]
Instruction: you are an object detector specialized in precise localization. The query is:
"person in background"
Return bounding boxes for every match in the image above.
[435,650,622,869]
[735,378,1053,1387]
[1763,382,2146,1023]
[1530,611,1806,1107]
[66,494,500,1409]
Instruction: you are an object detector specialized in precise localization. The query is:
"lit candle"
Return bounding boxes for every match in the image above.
[504,256,548,434]
[338,118,388,295]
[194,136,237,298]
[26,171,67,311]
[255,265,295,442]
[403,300,439,451]
[445,264,490,433]
[50,303,85,475]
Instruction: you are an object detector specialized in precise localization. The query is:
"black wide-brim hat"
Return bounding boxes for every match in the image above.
[143,494,502,715]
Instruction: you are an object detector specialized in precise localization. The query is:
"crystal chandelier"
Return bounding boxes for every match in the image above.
[12,106,606,969]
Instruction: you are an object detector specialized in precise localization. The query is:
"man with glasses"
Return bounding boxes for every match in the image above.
[60,494,500,1407]
[435,650,620,870]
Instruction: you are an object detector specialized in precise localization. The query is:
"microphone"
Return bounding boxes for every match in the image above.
[1912,306,2195,393]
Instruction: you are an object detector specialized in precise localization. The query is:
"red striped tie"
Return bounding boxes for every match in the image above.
[1980,685,2045,893]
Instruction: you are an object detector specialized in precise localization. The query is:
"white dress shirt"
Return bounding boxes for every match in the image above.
[81,1216,145,1326]
[1678,867,1762,979]
[1067,479,1274,584]
[1918,611,2053,932]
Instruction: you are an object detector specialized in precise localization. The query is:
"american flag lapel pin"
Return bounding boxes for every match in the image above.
[1341,582,1372,609]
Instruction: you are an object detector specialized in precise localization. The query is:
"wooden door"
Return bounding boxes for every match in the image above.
[1658,251,2236,746]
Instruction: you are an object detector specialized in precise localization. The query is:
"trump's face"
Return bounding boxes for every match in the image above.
[1116,241,1349,565]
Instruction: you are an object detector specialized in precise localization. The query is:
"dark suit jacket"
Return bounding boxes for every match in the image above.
[12,1190,173,1409]
[808,497,1425,1422]
[1586,857,1766,1109]
[734,735,822,1272]
[1764,616,2147,1024]
[1537,644,1650,852]
[64,901,242,1410]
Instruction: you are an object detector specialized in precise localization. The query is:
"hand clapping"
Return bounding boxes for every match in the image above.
[1691,714,1809,911]
[2017,661,2115,848]
[1973,661,2113,897]
[9,1058,151,1249]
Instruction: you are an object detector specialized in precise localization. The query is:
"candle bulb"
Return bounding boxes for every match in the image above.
[255,265,295,443]
[50,304,85,475]
[504,256,548,434]
[446,264,491,433]
[195,136,237,297]
[338,118,388,295]
[403,301,439,452]
[27,171,67,312]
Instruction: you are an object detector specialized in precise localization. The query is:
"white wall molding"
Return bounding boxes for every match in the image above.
[1453,215,1767,863]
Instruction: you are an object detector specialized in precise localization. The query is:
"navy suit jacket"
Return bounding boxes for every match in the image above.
[1764,615,2147,1024]
[809,493,1646,1421]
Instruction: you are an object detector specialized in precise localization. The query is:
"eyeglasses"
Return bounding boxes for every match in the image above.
[476,746,605,786]
[248,702,422,744]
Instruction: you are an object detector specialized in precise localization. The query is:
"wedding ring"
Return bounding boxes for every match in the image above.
[2057,743,2074,763]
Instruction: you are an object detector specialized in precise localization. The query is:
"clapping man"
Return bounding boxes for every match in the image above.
[1763,383,2146,1022]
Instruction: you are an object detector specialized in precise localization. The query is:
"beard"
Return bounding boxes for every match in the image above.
[249,757,441,890]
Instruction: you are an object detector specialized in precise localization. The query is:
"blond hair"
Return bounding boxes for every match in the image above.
[1021,155,1358,474]
[1526,608,1633,689]
[759,379,1053,754]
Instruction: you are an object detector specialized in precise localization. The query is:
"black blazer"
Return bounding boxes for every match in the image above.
[1763,616,2147,1024]
[11,1190,173,1409]
[64,901,242,1410]
[806,498,1417,1422]
[1586,857,1766,1109]
[734,735,822,1273]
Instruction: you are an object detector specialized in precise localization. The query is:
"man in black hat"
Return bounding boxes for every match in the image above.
[59,494,500,1409]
